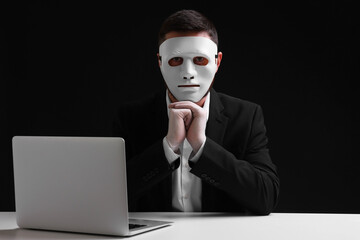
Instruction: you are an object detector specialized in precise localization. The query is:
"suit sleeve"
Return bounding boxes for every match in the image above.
[125,139,179,202]
[112,104,179,208]
[190,105,280,215]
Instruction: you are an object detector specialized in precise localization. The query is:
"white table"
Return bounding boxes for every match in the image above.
[1,212,360,239]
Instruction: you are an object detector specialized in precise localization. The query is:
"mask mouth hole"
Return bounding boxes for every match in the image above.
[178,84,200,87]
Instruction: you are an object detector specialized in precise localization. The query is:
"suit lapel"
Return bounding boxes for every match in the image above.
[202,89,229,211]
[206,89,228,146]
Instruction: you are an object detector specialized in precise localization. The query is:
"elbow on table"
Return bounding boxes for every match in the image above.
[251,180,280,216]
[250,199,278,216]
[253,205,274,216]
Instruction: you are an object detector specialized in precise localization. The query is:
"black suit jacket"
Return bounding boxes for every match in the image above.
[113,88,279,215]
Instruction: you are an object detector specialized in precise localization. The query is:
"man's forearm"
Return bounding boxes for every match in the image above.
[190,137,280,215]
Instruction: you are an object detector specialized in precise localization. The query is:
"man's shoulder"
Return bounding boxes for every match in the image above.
[211,91,264,127]
[214,91,260,112]
[119,91,164,110]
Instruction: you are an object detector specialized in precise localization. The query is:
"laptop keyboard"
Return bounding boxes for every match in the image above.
[129,223,146,229]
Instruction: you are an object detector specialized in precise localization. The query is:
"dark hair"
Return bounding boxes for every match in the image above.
[158,9,218,46]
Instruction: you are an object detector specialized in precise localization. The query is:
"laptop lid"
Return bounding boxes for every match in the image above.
[12,136,131,236]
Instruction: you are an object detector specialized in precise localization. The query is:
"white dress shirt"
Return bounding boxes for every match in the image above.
[163,91,210,212]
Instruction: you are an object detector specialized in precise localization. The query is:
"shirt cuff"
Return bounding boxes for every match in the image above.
[163,137,180,164]
[189,138,206,164]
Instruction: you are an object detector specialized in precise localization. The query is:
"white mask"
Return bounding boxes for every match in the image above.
[159,36,218,102]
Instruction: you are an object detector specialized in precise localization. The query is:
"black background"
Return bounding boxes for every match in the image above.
[1,1,359,212]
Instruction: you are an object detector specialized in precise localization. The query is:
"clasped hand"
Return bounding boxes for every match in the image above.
[166,101,207,154]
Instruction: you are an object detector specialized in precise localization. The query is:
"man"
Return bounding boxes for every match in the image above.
[113,10,279,215]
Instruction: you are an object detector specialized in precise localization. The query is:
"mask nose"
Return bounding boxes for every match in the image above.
[181,59,196,80]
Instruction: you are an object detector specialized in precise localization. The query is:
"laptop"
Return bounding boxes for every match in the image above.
[12,136,171,236]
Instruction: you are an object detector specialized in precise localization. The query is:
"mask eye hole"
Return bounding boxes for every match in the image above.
[168,57,183,66]
[193,56,209,66]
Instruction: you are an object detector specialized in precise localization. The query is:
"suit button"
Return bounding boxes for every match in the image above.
[201,173,207,178]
